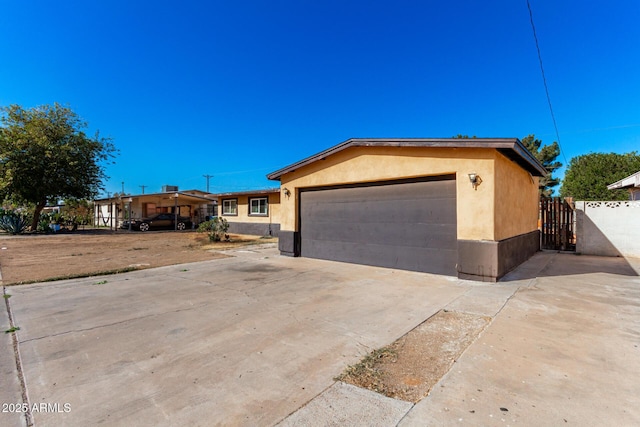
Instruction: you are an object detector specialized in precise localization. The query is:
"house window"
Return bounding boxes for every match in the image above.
[249,197,268,216]
[222,199,237,216]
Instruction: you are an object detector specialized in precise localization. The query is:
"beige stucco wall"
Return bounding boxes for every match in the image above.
[218,193,281,224]
[277,146,498,240]
[493,153,540,241]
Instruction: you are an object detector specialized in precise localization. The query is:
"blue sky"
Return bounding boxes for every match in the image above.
[1,1,639,196]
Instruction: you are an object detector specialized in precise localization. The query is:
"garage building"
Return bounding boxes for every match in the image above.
[267,138,546,282]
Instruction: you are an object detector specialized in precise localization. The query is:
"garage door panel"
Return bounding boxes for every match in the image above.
[299,177,457,275]
[303,197,456,224]
[301,239,457,275]
[306,179,455,203]
[301,222,457,249]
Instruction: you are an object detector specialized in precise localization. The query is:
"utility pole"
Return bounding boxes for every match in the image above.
[121,181,125,194]
[203,174,214,192]
[139,185,147,194]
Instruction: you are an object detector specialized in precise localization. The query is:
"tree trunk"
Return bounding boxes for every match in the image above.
[31,200,46,231]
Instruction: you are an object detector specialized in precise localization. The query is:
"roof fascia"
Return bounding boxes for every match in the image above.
[607,171,640,189]
[267,138,547,179]
[95,191,213,202]
[209,188,281,198]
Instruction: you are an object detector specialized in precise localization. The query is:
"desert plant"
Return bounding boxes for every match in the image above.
[0,210,31,234]
[197,217,230,242]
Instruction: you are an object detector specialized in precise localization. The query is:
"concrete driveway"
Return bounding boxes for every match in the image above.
[2,247,640,426]
[398,253,640,426]
[2,245,470,426]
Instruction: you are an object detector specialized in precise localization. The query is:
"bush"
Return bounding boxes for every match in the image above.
[36,212,57,233]
[197,217,229,242]
[0,209,31,234]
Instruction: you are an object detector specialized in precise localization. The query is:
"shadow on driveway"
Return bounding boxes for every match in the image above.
[501,251,639,282]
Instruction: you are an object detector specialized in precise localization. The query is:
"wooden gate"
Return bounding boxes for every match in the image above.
[539,197,575,251]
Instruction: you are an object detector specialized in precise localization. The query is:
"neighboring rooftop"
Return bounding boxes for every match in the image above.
[210,188,281,198]
[607,171,640,190]
[95,191,213,202]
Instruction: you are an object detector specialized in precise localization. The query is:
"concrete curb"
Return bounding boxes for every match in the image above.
[2,286,31,427]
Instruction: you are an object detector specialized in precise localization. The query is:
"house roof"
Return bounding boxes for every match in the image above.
[607,171,640,190]
[211,188,281,198]
[267,138,547,180]
[180,189,210,196]
[95,191,214,203]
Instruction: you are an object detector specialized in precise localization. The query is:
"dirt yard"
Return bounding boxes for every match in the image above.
[337,310,490,403]
[0,229,277,285]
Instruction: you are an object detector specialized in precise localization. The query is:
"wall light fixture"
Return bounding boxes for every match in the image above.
[468,173,481,190]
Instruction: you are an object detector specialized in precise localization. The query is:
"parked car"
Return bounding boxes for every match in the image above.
[121,213,192,232]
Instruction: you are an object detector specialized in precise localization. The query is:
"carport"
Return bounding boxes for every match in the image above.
[268,138,547,282]
[94,189,216,230]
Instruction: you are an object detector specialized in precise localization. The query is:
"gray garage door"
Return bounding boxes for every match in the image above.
[299,175,457,275]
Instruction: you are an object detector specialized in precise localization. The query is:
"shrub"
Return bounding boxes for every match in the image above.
[197,217,229,242]
[36,212,56,233]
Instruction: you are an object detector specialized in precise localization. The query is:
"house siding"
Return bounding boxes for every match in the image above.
[493,151,540,241]
[218,192,281,236]
[278,146,496,240]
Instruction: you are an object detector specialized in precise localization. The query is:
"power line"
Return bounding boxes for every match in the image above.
[527,0,568,166]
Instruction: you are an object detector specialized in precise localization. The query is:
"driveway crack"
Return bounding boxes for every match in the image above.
[19,301,213,344]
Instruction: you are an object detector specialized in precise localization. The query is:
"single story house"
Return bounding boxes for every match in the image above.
[607,171,640,200]
[214,188,281,237]
[267,138,546,282]
[94,188,216,229]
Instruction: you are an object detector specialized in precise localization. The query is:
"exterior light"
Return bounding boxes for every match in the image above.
[283,188,291,197]
[468,173,481,189]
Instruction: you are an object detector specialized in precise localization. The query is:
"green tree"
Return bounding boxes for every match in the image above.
[521,134,562,196]
[0,103,117,230]
[62,198,94,228]
[560,152,640,201]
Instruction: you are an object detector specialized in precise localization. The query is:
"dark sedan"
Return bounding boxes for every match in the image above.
[121,213,192,232]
